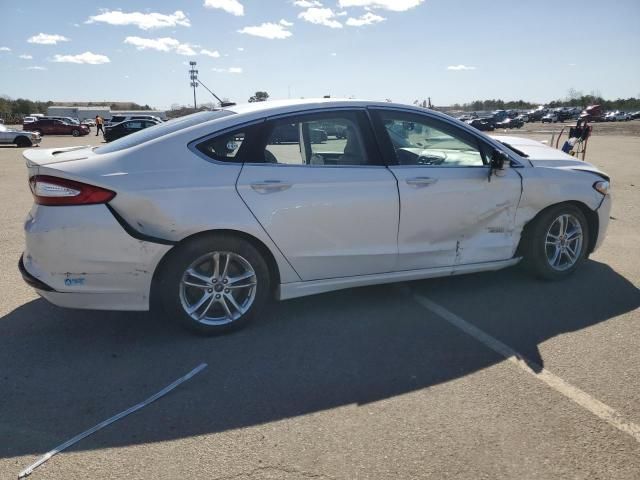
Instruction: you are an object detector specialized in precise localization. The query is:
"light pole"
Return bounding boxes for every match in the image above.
[189,61,198,110]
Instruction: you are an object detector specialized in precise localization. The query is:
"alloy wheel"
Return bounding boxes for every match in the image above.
[545,214,583,271]
[179,251,257,326]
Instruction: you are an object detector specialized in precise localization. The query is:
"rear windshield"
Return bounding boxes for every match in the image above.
[95,110,235,154]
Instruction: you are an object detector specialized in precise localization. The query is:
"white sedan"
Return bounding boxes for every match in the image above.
[0,124,41,147]
[20,99,611,335]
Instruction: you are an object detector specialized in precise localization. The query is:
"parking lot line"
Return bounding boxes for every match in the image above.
[412,293,640,443]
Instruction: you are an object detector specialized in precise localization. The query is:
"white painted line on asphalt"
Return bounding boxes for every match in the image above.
[17,363,208,479]
[413,294,640,443]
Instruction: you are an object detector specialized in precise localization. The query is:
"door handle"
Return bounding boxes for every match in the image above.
[250,180,292,193]
[406,176,438,187]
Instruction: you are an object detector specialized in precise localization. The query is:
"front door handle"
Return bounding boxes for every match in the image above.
[406,176,438,187]
[250,180,292,193]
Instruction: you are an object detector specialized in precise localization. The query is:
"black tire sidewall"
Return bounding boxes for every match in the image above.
[157,234,271,335]
[523,204,590,280]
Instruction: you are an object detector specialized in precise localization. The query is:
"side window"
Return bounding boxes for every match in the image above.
[378,112,485,167]
[126,121,143,129]
[196,129,248,163]
[263,113,370,166]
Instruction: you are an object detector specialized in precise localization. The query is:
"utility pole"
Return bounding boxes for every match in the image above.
[189,61,198,110]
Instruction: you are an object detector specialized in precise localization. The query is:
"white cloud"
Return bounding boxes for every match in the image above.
[203,0,244,16]
[0,47,11,52]
[175,44,197,56]
[86,10,190,30]
[237,47,244,51]
[447,64,476,71]
[330,52,337,56]
[346,12,385,26]
[293,0,322,6]
[28,66,47,70]
[19,54,33,59]
[28,33,70,45]
[568,63,577,66]
[337,11,348,16]
[338,0,424,11]
[279,19,294,27]
[52,51,110,64]
[212,67,243,73]
[238,22,292,39]
[124,36,197,55]
[200,49,221,57]
[298,7,342,28]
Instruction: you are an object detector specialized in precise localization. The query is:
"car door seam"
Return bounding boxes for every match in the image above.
[235,162,303,282]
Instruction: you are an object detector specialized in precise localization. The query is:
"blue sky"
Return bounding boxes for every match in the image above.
[1,0,639,109]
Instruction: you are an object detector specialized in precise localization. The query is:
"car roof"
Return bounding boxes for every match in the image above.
[224,98,431,117]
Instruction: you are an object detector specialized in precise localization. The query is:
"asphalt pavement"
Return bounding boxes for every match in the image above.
[0,127,638,479]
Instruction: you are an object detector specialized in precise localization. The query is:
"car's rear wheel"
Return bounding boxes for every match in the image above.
[15,136,32,148]
[521,204,589,280]
[158,234,271,335]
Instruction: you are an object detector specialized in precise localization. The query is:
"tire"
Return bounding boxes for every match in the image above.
[15,136,32,148]
[520,204,589,281]
[157,233,271,335]
[72,129,80,137]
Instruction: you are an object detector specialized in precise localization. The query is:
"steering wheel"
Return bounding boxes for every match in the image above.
[417,151,447,165]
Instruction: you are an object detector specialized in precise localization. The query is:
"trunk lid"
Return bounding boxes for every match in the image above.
[23,146,95,176]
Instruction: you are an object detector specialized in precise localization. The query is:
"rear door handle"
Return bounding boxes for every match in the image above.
[250,180,292,193]
[406,176,438,187]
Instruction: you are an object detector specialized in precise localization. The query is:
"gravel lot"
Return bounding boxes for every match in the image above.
[1,124,639,479]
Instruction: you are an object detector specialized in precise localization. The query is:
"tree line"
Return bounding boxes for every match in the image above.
[450,92,640,112]
[0,96,151,122]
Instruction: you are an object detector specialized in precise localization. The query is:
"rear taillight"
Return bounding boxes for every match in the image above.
[29,175,115,206]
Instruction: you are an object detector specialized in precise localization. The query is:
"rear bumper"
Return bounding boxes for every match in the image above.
[18,254,54,291]
[23,203,172,311]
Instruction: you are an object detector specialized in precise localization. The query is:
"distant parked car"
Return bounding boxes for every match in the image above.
[527,109,547,122]
[605,111,630,122]
[106,115,163,127]
[496,117,523,129]
[541,113,560,123]
[23,118,90,137]
[466,118,494,131]
[46,116,80,125]
[0,124,41,147]
[630,111,640,120]
[318,121,347,138]
[104,119,160,142]
[22,116,38,125]
[516,114,529,123]
[81,119,96,127]
[270,123,327,144]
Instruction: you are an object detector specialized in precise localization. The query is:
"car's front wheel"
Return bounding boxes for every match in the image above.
[15,136,32,147]
[521,204,589,280]
[72,129,80,137]
[158,234,271,335]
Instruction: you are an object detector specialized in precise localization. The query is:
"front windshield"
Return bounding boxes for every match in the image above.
[95,110,234,154]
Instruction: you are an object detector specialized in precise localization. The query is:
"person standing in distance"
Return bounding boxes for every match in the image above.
[95,115,104,136]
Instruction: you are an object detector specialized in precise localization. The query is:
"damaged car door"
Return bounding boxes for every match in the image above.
[371,109,522,270]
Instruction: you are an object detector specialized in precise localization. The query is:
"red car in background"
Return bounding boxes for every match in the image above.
[23,118,90,137]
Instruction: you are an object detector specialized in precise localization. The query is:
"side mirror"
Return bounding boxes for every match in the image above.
[488,150,509,181]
